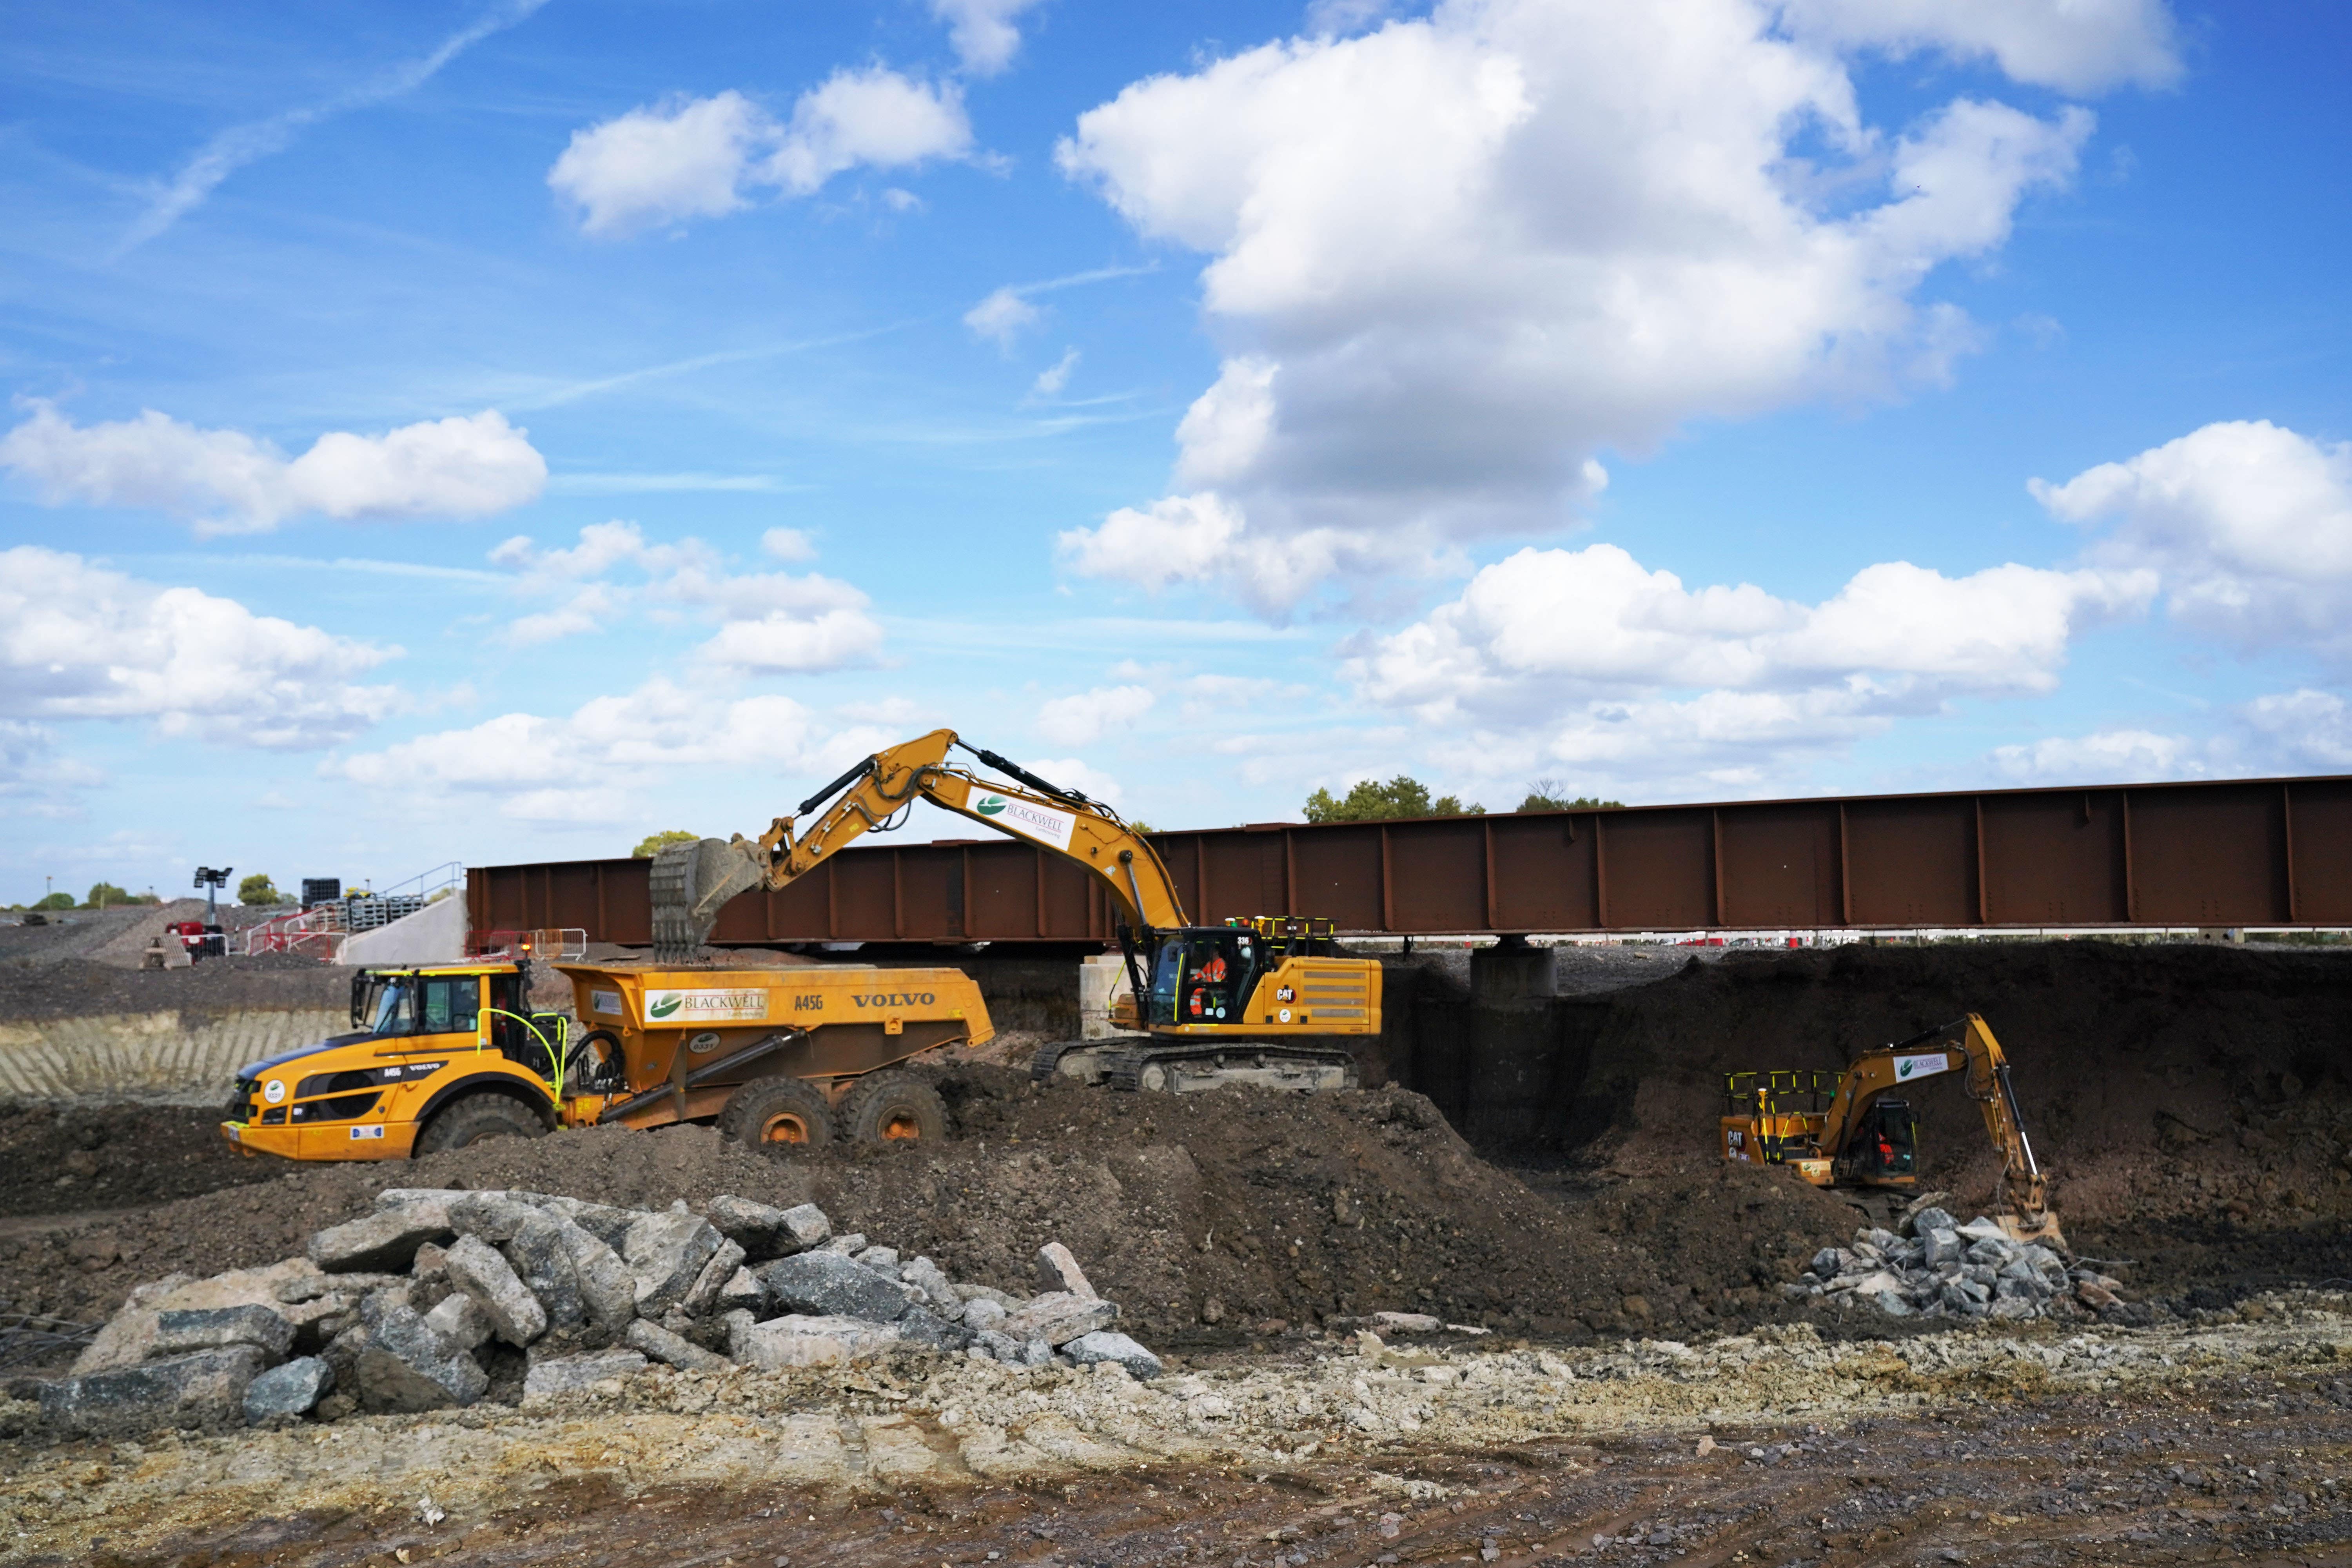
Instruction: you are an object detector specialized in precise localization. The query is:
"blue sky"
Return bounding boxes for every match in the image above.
[2,0,2349,905]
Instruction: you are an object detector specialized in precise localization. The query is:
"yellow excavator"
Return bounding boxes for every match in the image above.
[1720,1013,2062,1246]
[648,728,1380,1093]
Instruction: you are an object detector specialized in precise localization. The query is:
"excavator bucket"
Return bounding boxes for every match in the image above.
[648,837,765,963]
[1996,1210,2067,1251]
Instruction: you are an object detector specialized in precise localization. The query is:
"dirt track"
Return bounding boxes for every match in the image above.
[5,1298,2350,1566]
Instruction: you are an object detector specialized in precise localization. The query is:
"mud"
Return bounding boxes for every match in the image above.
[3,1295,2350,1566]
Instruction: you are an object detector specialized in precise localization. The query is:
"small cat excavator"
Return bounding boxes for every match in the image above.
[1720,1013,2062,1246]
[648,728,1379,1093]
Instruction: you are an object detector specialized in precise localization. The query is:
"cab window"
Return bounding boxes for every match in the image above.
[420,976,480,1035]
[1147,931,1257,1025]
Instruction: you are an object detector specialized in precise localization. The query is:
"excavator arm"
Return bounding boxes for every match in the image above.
[648,729,1187,961]
[1821,1013,2057,1244]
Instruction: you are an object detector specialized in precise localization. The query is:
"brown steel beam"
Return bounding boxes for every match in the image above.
[468,772,2352,945]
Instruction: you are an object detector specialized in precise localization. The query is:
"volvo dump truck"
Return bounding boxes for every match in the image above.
[1720,1013,2061,1245]
[220,957,989,1161]
[649,727,1381,1093]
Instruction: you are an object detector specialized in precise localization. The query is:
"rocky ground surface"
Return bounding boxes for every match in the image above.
[0,1292,2347,1566]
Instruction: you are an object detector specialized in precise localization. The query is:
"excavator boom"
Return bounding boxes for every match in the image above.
[650,729,1185,961]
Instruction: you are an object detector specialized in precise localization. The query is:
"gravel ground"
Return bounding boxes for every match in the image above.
[2,1294,2347,1566]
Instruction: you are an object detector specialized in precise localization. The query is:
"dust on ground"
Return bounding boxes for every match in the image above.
[3,1293,2348,1566]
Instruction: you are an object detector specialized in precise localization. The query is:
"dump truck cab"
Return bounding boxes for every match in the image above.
[223,960,572,1161]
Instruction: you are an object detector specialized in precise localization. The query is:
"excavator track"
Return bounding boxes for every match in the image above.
[1033,1036,1358,1094]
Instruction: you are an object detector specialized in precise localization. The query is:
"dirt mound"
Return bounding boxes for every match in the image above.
[0,957,345,1025]
[0,1102,286,1218]
[0,1070,1859,1353]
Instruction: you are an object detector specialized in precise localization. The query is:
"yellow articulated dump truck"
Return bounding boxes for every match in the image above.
[220,958,991,1163]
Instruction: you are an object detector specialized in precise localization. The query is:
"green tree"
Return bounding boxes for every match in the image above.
[237,873,281,905]
[632,829,700,858]
[84,881,131,908]
[1303,776,1484,823]
[1517,777,1624,812]
[34,892,74,911]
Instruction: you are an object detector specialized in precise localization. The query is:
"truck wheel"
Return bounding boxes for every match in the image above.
[839,1071,947,1146]
[719,1077,834,1151]
[414,1093,545,1154]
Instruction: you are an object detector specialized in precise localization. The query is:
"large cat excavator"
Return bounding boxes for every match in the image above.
[1720,1013,2062,1245]
[648,729,1379,1093]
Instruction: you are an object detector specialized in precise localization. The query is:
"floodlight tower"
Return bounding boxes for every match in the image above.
[193,867,230,924]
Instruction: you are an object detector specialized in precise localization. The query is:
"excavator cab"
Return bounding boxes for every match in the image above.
[1147,928,1262,1025]
[1841,1098,1918,1184]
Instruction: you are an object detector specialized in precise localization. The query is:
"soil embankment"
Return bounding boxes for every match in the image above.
[0,939,2345,1348]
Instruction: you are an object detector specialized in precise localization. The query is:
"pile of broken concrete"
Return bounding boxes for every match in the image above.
[1790,1205,2127,1321]
[31,1188,1160,1437]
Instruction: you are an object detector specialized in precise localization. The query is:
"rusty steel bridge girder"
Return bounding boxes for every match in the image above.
[467,775,2352,946]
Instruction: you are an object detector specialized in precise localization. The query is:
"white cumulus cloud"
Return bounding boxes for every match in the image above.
[0,546,400,749]
[1034,684,1156,748]
[1776,0,2180,94]
[551,71,971,237]
[2032,419,2352,662]
[487,521,884,669]
[964,287,1043,347]
[1056,0,2123,610]
[328,680,899,825]
[0,402,544,536]
[931,0,1049,75]
[1348,541,2152,793]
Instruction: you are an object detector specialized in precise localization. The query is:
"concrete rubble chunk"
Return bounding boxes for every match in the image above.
[962,1297,1007,1332]
[243,1356,334,1423]
[901,1256,962,1318]
[1371,1311,1443,1335]
[1064,1330,1163,1380]
[1808,1248,1847,1280]
[352,1294,488,1412]
[2075,1279,2122,1311]
[423,1292,493,1352]
[622,1212,725,1316]
[448,1191,543,1243]
[853,1245,902,1276]
[39,1347,267,1436]
[499,1212,586,1332]
[444,1234,548,1347]
[523,1349,649,1401]
[757,1250,917,1323]
[548,1217,636,1333]
[895,1307,974,1353]
[309,1208,455,1274]
[818,1232,866,1256]
[1955,1217,2012,1244]
[682,1239,748,1316]
[954,1282,1020,1308]
[1002,1290,1118,1348]
[1035,1241,1098,1300]
[706,1196,828,1261]
[1906,1207,1955,1240]
[626,1318,732,1373]
[151,1305,293,1362]
[717,1267,765,1316]
[1921,1229,1964,1269]
[536,1195,643,1250]
[734,1314,902,1369]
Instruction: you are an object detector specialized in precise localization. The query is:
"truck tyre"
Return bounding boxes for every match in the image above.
[719,1076,834,1151]
[414,1093,545,1154]
[838,1071,947,1146]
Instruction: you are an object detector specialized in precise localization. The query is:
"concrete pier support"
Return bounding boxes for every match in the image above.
[1460,938,1561,1147]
